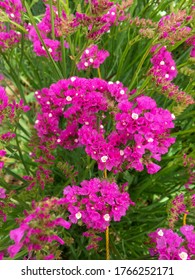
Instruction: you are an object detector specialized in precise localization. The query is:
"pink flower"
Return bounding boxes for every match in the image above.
[10,227,26,244]
[7,243,22,258]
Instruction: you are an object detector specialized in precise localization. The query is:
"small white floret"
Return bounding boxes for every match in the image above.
[75,212,82,219]
[179,252,188,260]
[101,156,108,163]
[157,229,164,236]
[132,113,139,120]
[103,214,110,221]
[66,96,72,102]
[160,61,165,65]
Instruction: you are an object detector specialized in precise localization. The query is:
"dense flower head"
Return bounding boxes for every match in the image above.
[0,0,24,51]
[150,45,178,81]
[158,11,192,44]
[148,227,193,260]
[62,178,134,231]
[77,45,109,70]
[35,77,175,174]
[0,0,24,24]
[28,5,70,61]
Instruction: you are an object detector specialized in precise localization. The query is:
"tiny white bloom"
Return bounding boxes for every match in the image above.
[137,145,141,149]
[165,74,169,79]
[101,156,108,163]
[29,152,32,156]
[66,96,72,102]
[171,66,175,71]
[85,122,89,125]
[171,113,176,120]
[35,120,39,124]
[103,214,110,221]
[116,81,120,84]
[57,139,61,143]
[48,48,52,53]
[35,91,38,95]
[85,49,89,54]
[71,77,76,82]
[132,113,139,120]
[100,125,104,129]
[179,252,188,260]
[120,150,124,156]
[10,13,15,18]
[157,229,164,236]
[42,46,45,50]
[111,12,115,16]
[75,93,78,96]
[46,101,50,105]
[108,81,113,84]
[74,139,78,143]
[147,138,154,143]
[37,95,41,99]
[160,61,165,65]
[120,90,125,95]
[48,113,53,117]
[89,58,94,63]
[84,62,89,67]
[75,212,82,219]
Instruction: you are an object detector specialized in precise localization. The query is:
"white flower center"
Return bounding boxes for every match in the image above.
[108,81,113,84]
[147,138,154,143]
[35,120,39,124]
[89,58,94,63]
[160,61,165,65]
[75,212,82,219]
[179,252,188,260]
[120,150,124,156]
[48,48,52,53]
[84,62,89,67]
[101,156,108,163]
[10,13,15,18]
[57,139,61,143]
[132,113,139,120]
[171,66,175,71]
[111,12,115,16]
[103,214,110,221]
[85,49,89,54]
[120,90,125,95]
[48,113,53,117]
[171,113,176,120]
[165,74,169,79]
[46,101,50,105]
[66,96,72,102]
[157,229,164,236]
[71,77,76,82]
[74,139,78,143]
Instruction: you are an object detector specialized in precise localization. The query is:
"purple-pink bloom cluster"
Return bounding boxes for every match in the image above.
[148,226,195,260]
[0,0,24,50]
[150,45,178,81]
[34,77,175,174]
[28,5,70,61]
[7,197,71,258]
[62,178,134,231]
[77,45,109,70]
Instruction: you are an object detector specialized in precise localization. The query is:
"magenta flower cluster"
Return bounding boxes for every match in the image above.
[150,45,178,81]
[34,77,175,174]
[77,45,109,70]
[28,5,68,61]
[0,0,23,50]
[148,225,195,260]
[62,178,134,231]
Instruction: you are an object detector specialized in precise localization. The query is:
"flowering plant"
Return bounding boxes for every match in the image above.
[0,0,194,260]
